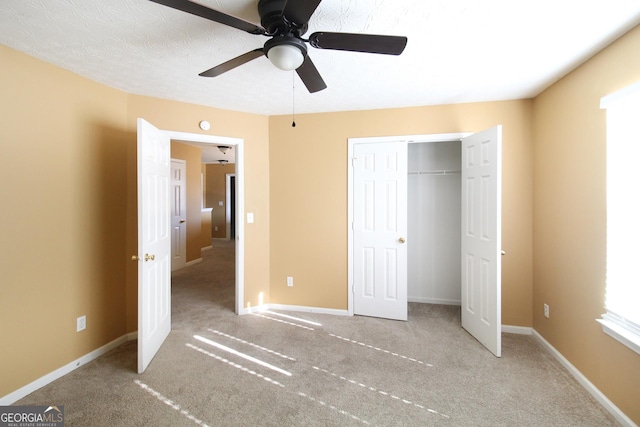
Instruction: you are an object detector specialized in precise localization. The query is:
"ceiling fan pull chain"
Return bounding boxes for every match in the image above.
[292,71,296,128]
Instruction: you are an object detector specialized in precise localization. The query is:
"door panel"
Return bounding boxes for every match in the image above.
[137,118,172,373]
[353,142,408,321]
[461,126,502,357]
[171,160,186,271]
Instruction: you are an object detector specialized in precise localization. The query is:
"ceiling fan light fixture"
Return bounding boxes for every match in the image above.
[264,36,307,71]
[267,44,305,71]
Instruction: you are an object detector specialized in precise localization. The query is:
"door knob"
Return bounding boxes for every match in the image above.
[131,255,140,261]
[399,237,406,244]
[180,219,186,223]
[144,253,155,261]
[501,250,506,256]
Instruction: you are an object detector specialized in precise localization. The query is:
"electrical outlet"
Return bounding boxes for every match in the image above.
[543,304,550,319]
[214,226,218,231]
[287,276,294,287]
[77,315,86,332]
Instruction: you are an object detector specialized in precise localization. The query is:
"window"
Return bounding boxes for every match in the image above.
[598,82,640,355]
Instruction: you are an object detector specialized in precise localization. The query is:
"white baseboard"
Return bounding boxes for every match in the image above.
[268,304,350,317]
[238,303,349,317]
[238,303,269,315]
[185,258,202,268]
[0,333,137,406]
[533,330,637,427]
[502,325,533,335]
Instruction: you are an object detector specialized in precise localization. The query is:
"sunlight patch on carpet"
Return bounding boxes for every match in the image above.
[297,392,371,425]
[193,335,292,376]
[207,329,297,361]
[328,333,433,366]
[134,380,210,426]
[311,367,450,419]
[186,343,286,387]
[263,311,323,326]
[250,313,315,331]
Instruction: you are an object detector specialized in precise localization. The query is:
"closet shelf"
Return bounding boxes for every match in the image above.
[408,170,461,176]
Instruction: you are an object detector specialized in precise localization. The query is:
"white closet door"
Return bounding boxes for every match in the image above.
[353,142,408,321]
[461,126,502,357]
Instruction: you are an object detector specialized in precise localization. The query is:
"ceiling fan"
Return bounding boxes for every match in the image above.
[148,0,408,93]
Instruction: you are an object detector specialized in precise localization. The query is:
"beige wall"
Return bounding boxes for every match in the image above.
[268,100,534,326]
[205,163,236,239]
[532,25,640,422]
[171,141,204,262]
[201,208,212,248]
[0,45,129,396]
[0,44,270,398]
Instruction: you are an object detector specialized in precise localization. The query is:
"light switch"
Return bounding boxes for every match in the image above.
[247,213,254,223]
[218,201,224,206]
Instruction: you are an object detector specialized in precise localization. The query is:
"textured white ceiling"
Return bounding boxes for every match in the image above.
[1,0,640,116]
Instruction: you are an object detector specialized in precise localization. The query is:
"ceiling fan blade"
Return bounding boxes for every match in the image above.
[199,49,265,77]
[282,0,322,26]
[309,32,407,55]
[296,56,327,93]
[149,0,266,35]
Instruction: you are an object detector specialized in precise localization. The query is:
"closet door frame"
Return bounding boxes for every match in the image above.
[348,132,471,316]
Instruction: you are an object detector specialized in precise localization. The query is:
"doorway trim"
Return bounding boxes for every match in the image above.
[347,132,471,316]
[164,129,245,315]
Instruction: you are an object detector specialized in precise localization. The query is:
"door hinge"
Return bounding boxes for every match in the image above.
[351,157,357,167]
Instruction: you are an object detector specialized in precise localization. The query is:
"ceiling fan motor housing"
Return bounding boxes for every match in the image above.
[258,0,309,36]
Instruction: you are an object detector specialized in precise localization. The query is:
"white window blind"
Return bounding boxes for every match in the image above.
[598,82,640,355]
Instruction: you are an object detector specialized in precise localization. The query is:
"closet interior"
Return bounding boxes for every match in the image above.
[407,141,462,306]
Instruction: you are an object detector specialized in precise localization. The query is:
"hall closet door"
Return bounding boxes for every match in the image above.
[407,141,462,306]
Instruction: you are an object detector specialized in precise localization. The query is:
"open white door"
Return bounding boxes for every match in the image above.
[353,142,408,321]
[461,126,502,357]
[137,118,172,373]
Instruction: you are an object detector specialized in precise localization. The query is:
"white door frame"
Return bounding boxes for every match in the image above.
[348,133,470,316]
[163,130,245,315]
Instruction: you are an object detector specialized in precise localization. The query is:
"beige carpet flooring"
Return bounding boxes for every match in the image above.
[16,240,619,426]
